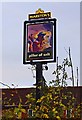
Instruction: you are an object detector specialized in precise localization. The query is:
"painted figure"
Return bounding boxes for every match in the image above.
[28,31,52,52]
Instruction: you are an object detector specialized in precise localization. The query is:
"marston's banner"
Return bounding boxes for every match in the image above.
[28,8,51,20]
[23,18,56,64]
[29,12,51,20]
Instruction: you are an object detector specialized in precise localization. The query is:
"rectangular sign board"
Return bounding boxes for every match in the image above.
[23,18,56,64]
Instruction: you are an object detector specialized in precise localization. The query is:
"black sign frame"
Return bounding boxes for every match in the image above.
[23,18,56,64]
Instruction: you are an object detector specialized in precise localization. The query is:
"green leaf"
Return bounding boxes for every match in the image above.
[21,108,26,113]
[58,65,62,70]
[52,71,56,74]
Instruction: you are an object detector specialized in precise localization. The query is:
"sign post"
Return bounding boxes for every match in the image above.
[36,63,43,101]
[23,8,57,101]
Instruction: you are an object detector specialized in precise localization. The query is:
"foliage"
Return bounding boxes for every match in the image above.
[1,49,82,119]
[2,89,28,119]
[25,56,81,119]
[2,103,27,120]
[26,86,81,119]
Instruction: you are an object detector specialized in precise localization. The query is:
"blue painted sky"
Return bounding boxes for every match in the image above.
[1,2,80,88]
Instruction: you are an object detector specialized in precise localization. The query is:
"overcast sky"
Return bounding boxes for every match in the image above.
[1,2,81,88]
